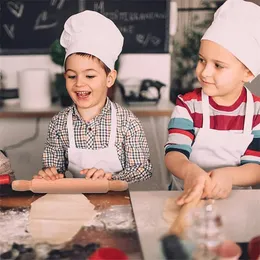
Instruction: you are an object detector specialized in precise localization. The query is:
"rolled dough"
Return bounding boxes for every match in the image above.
[28,194,96,245]
[163,198,204,224]
[163,197,182,224]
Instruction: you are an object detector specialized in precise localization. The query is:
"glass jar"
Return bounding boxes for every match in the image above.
[187,200,224,260]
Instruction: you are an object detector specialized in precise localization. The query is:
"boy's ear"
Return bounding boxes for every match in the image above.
[243,69,254,83]
[107,70,117,88]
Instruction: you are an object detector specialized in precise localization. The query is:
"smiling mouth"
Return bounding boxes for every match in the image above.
[201,79,214,85]
[75,91,91,98]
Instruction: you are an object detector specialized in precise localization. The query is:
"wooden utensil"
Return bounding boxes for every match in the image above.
[169,195,201,238]
[12,178,128,193]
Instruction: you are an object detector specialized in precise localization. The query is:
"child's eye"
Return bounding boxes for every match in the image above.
[86,75,95,79]
[68,75,76,79]
[215,63,224,69]
[198,57,205,63]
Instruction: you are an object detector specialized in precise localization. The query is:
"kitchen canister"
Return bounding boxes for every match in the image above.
[18,69,51,109]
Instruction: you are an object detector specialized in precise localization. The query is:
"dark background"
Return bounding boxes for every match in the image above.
[0,0,170,54]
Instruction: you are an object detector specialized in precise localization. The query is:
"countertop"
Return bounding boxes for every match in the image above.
[1,189,259,260]
[0,99,174,118]
[130,190,260,260]
[0,190,143,259]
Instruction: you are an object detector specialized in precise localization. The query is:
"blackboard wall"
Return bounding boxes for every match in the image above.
[0,0,79,54]
[0,0,170,55]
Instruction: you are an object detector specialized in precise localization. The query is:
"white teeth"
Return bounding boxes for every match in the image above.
[76,91,91,94]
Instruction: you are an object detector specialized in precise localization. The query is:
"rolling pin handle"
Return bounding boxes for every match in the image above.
[12,180,31,191]
[108,180,128,191]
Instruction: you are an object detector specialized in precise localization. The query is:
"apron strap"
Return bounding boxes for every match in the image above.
[108,103,117,147]
[67,111,76,148]
[201,90,210,129]
[244,87,254,134]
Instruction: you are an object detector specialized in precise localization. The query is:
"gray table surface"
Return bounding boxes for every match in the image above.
[130,190,260,260]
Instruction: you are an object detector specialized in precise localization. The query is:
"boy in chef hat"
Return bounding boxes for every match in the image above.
[34,10,152,183]
[165,0,260,203]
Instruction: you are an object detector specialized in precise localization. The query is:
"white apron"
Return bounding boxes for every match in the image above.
[172,88,254,190]
[67,104,123,178]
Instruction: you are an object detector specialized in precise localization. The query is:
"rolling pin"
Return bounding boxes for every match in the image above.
[169,195,201,238]
[12,178,128,193]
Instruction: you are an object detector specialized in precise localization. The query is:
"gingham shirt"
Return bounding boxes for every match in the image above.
[42,98,152,183]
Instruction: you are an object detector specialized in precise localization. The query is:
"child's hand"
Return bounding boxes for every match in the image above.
[80,168,112,180]
[208,169,233,199]
[33,167,64,181]
[176,170,212,205]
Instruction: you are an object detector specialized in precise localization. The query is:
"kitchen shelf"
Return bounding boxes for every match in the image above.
[0,100,174,118]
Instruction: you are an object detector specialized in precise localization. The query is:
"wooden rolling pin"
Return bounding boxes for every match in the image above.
[169,195,201,238]
[12,178,128,193]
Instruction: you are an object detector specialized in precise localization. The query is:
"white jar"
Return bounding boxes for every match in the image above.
[18,69,51,110]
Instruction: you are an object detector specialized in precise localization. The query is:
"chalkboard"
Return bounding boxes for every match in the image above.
[0,0,79,54]
[0,0,170,55]
[85,0,170,53]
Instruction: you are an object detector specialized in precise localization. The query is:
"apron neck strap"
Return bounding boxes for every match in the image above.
[202,90,210,129]
[201,87,254,133]
[108,103,117,147]
[244,87,254,134]
[67,110,76,148]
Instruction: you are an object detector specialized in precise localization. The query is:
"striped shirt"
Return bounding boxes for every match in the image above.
[43,98,152,183]
[165,87,260,165]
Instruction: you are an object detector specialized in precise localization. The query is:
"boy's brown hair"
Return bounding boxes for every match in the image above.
[65,52,111,76]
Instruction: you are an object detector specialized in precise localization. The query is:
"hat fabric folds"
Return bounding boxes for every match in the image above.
[202,0,260,77]
[60,10,124,70]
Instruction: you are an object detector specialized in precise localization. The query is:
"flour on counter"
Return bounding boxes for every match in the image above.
[0,208,33,254]
[0,204,136,254]
[85,205,136,231]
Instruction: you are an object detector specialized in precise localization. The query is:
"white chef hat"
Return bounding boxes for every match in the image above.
[202,0,260,78]
[60,10,124,70]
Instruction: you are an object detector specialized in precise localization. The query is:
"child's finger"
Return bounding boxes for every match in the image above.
[183,190,200,204]
[210,184,221,199]
[176,189,191,205]
[85,168,98,179]
[33,175,43,179]
[50,167,61,179]
[221,189,230,199]
[45,168,58,181]
[183,185,203,204]
[92,169,105,180]
[104,173,112,180]
[176,197,186,206]
[80,169,89,175]
[50,167,58,175]
[38,170,51,180]
[202,177,213,198]
[57,173,64,179]
[213,188,224,199]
